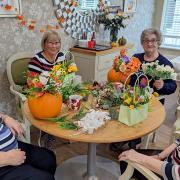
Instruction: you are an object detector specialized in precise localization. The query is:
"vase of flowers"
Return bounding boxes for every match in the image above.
[25,61,78,119]
[110,28,118,43]
[98,11,129,43]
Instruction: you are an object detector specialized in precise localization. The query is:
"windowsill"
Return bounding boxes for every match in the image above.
[160,45,180,51]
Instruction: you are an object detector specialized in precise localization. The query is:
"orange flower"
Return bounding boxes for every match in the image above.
[120,48,127,57]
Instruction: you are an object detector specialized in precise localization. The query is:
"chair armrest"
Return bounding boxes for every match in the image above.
[10,85,27,102]
[119,160,161,180]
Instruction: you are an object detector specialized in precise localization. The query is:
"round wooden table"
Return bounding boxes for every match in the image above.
[23,97,165,180]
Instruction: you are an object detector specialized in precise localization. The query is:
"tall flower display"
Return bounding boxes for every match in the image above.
[25,61,78,119]
[98,11,129,43]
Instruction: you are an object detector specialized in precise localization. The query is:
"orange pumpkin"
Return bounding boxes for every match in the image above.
[28,93,62,119]
[107,68,130,84]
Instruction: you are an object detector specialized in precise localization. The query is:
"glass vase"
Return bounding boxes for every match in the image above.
[110,28,118,43]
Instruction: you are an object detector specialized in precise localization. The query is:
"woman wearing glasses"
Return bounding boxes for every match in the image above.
[28,30,65,74]
[132,28,176,99]
[110,28,177,151]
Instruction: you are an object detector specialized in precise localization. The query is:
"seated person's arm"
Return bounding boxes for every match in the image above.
[0,113,23,138]
[118,141,178,177]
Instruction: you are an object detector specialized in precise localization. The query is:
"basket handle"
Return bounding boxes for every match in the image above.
[133,73,149,101]
[63,51,75,65]
[123,72,138,91]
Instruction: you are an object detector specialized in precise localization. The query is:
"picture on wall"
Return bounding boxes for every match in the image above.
[123,0,137,13]
[0,0,22,17]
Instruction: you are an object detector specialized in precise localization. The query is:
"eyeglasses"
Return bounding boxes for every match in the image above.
[143,39,158,44]
[47,42,61,46]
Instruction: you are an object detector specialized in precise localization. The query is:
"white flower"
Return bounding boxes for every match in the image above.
[39,76,48,85]
[171,73,177,80]
[77,109,111,134]
[107,13,114,20]
[41,71,50,77]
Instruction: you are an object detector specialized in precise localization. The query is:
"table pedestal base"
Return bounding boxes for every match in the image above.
[55,155,120,180]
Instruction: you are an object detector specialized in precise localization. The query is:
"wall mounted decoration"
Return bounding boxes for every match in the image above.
[0,0,22,17]
[53,0,107,39]
[123,0,137,13]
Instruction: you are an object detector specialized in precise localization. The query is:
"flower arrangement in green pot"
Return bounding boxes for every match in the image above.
[118,73,153,126]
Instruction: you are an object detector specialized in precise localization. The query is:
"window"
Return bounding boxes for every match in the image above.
[161,0,180,49]
[78,0,99,10]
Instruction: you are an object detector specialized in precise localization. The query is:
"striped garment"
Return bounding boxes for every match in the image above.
[0,122,18,151]
[161,138,180,180]
[28,51,65,74]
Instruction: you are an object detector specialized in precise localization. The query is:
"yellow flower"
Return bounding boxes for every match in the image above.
[124,97,132,104]
[129,105,134,110]
[52,64,61,71]
[59,68,67,75]
[68,65,78,72]
[153,92,159,97]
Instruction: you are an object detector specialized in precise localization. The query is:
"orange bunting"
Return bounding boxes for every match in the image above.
[57,17,65,23]
[28,24,35,30]
[17,15,24,20]
[39,28,46,33]
[4,4,12,11]
[20,20,26,26]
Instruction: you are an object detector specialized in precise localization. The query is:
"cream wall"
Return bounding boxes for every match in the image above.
[0,0,155,116]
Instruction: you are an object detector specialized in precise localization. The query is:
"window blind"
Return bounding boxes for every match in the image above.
[161,0,180,49]
[79,0,99,10]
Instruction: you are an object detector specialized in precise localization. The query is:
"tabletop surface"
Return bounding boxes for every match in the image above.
[70,43,134,56]
[23,97,165,143]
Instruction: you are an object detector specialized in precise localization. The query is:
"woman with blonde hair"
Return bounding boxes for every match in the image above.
[28,30,65,74]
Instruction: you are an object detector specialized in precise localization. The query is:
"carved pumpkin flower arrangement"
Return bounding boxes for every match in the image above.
[25,61,78,119]
[107,49,141,84]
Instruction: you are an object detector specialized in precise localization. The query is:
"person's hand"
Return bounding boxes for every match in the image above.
[5,149,26,166]
[153,79,164,90]
[118,149,144,163]
[3,116,23,138]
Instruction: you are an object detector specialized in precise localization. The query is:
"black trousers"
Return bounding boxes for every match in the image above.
[120,149,163,180]
[0,141,57,180]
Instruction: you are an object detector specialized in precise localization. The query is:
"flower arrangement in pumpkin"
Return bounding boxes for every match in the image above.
[107,49,141,84]
[141,61,177,80]
[26,61,78,98]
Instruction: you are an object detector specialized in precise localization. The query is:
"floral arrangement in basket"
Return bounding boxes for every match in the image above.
[26,60,78,98]
[107,49,142,84]
[118,73,153,126]
[90,81,123,110]
[141,61,177,80]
